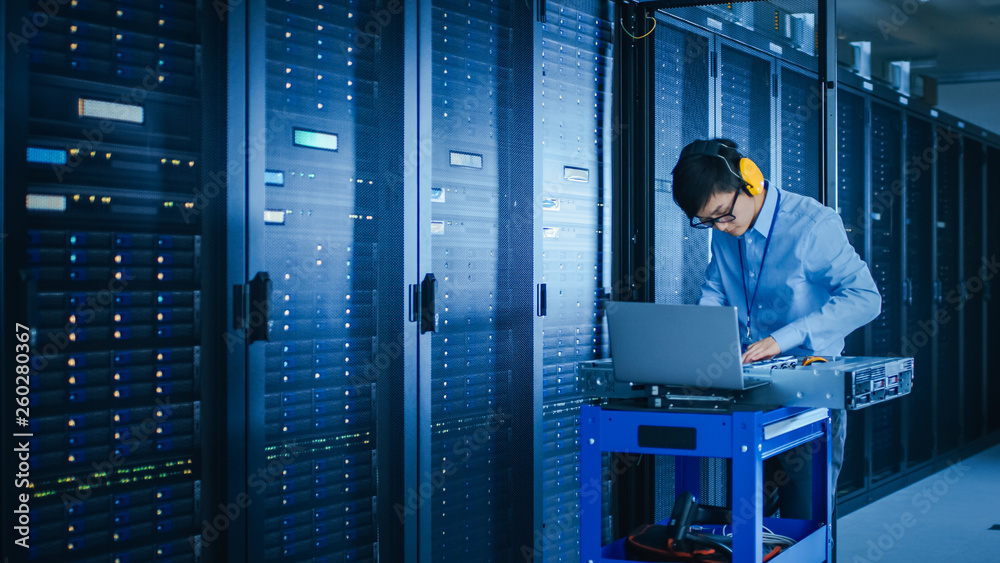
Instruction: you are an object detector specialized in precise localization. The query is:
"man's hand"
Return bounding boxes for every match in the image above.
[742,336,781,364]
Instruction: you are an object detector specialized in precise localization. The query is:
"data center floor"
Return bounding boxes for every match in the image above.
[837,442,1000,562]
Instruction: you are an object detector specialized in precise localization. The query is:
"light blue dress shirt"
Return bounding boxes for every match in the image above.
[698,186,882,356]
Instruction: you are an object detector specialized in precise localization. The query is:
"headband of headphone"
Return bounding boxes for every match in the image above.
[678,140,766,196]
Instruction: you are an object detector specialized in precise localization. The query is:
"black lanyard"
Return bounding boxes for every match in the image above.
[737,188,780,343]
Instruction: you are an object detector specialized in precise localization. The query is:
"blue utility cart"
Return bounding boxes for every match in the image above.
[580,405,832,563]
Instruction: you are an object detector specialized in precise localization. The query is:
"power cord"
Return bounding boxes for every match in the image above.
[620,15,656,39]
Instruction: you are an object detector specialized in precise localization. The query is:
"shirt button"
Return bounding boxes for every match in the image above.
[750,272,755,277]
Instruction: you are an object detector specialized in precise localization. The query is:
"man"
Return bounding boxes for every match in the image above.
[672,138,881,519]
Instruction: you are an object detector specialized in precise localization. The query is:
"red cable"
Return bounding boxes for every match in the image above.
[763,546,782,562]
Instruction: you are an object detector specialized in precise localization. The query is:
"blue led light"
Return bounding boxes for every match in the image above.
[27,147,67,165]
[293,128,338,151]
[265,170,285,186]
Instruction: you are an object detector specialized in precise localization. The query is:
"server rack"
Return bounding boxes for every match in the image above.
[866,100,904,486]
[902,112,937,469]
[230,0,414,561]
[420,0,538,560]
[830,70,1000,512]
[934,124,962,455]
[989,146,1000,435]
[961,137,986,445]
[837,87,867,357]
[2,1,224,561]
[778,62,821,199]
[717,39,774,185]
[2,2,998,563]
[834,85,867,499]
[652,16,711,307]
[538,1,616,561]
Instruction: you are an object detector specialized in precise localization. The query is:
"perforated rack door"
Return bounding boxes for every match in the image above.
[962,138,986,444]
[718,40,774,186]
[424,0,536,559]
[988,145,1000,436]
[868,100,905,484]
[903,115,936,466]
[249,1,405,560]
[778,63,821,199]
[539,1,616,561]
[838,87,867,358]
[653,16,712,307]
[934,125,962,455]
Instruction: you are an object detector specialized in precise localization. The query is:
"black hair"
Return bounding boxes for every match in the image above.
[671,138,745,219]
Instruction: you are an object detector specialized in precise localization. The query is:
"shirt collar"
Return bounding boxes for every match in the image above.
[750,186,778,238]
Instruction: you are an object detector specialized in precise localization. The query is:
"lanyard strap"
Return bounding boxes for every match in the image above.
[738,188,781,340]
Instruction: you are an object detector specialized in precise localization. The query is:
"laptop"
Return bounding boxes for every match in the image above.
[605,302,770,391]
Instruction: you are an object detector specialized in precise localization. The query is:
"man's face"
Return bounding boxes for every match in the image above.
[693,188,754,237]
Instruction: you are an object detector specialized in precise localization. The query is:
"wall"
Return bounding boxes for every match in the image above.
[936,81,1000,136]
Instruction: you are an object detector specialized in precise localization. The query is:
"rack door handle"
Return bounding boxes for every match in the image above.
[420,273,437,334]
[234,272,271,344]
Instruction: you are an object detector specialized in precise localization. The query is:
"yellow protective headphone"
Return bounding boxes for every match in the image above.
[678,140,766,196]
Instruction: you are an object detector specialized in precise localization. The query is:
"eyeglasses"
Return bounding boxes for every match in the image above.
[690,191,739,229]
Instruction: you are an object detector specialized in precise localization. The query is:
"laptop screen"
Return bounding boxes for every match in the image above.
[606,302,747,391]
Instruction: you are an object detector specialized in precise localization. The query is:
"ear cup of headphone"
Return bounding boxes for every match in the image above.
[739,157,765,196]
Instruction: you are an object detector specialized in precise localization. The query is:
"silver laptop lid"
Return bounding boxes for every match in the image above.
[606,302,746,391]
